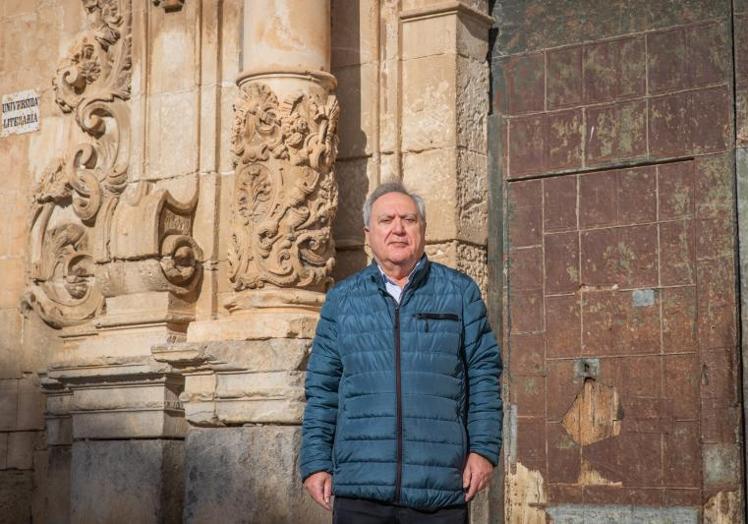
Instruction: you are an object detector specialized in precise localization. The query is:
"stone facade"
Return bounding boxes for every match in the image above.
[0,0,493,522]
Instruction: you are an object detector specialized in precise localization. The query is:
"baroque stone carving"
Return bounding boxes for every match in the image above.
[228,82,339,293]
[22,0,201,329]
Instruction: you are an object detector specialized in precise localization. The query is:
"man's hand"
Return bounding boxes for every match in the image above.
[303,471,333,511]
[462,453,494,502]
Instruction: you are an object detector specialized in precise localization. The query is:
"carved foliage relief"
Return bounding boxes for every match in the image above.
[229,83,339,292]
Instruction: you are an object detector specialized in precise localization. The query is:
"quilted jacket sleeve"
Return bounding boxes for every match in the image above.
[300,290,343,482]
[462,279,503,465]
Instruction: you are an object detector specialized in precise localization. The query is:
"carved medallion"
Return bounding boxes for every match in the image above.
[228,82,339,293]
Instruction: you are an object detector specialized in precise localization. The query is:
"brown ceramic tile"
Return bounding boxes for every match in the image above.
[619,36,647,99]
[617,166,656,224]
[700,349,738,403]
[516,417,546,464]
[663,353,700,420]
[583,291,660,356]
[690,87,731,154]
[659,220,695,286]
[647,28,687,94]
[509,115,545,177]
[509,333,545,375]
[545,232,579,294]
[547,46,583,109]
[546,359,580,421]
[583,39,618,103]
[502,53,546,115]
[661,489,702,506]
[693,214,735,260]
[509,247,543,291]
[546,422,580,484]
[579,171,617,228]
[696,257,737,350]
[686,21,730,88]
[547,484,584,504]
[510,375,546,417]
[661,286,698,353]
[736,14,748,88]
[510,289,543,334]
[581,225,658,288]
[649,92,690,158]
[545,294,581,358]
[658,161,695,220]
[543,175,577,232]
[583,485,628,505]
[546,109,583,171]
[616,432,663,486]
[694,154,733,218]
[585,100,647,164]
[701,399,740,443]
[508,179,542,248]
[663,421,701,487]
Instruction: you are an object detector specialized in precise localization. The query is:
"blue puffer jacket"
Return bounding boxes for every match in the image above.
[300,258,502,510]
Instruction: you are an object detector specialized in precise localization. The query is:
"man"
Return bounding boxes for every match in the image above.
[300,182,502,523]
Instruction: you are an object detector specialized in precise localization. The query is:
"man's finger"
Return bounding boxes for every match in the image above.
[462,463,472,489]
[323,476,332,507]
[465,476,479,502]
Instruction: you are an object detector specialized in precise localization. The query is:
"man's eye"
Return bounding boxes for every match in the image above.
[380,218,392,224]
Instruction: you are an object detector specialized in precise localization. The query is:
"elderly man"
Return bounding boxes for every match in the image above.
[300,182,502,523]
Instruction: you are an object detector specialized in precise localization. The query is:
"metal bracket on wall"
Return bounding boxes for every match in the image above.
[153,0,185,12]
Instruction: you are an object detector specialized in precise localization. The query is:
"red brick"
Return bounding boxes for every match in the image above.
[701,399,740,443]
[543,175,577,232]
[663,353,700,420]
[510,375,545,417]
[686,22,730,87]
[546,109,583,171]
[579,171,617,228]
[509,333,545,375]
[647,28,687,94]
[547,46,583,109]
[649,92,690,158]
[659,220,695,286]
[546,359,579,421]
[696,257,737,350]
[544,232,579,293]
[545,294,581,358]
[502,53,545,115]
[694,154,733,218]
[509,289,543,334]
[509,115,544,177]
[663,421,701,487]
[693,214,735,260]
[690,87,731,154]
[658,161,695,220]
[617,166,656,224]
[508,179,542,247]
[546,422,580,484]
[661,286,698,353]
[585,100,647,164]
[700,349,738,403]
[516,417,546,465]
[509,247,543,291]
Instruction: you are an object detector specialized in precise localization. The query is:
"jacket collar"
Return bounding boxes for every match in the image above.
[367,255,430,293]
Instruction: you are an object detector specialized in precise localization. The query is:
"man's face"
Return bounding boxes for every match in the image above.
[365,192,426,270]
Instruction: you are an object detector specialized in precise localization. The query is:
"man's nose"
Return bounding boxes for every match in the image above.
[392,218,406,233]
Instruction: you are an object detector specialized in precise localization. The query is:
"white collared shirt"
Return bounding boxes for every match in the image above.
[377,257,424,304]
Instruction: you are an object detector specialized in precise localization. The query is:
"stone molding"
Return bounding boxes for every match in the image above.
[228,80,339,294]
[152,0,185,12]
[22,0,202,331]
[399,0,494,27]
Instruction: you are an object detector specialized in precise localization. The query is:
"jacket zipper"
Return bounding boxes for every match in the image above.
[394,303,403,503]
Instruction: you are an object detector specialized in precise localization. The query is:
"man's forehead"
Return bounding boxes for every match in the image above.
[372,192,418,211]
[376,210,419,218]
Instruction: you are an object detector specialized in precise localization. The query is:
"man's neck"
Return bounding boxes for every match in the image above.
[377,259,420,288]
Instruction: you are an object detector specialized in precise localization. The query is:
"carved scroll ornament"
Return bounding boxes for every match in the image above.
[22,0,201,329]
[228,82,339,293]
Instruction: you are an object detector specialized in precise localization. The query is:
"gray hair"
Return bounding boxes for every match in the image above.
[362,182,426,227]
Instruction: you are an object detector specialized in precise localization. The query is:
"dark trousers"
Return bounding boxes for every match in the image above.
[332,497,468,524]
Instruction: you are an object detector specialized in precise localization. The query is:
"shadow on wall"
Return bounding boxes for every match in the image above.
[332,0,370,282]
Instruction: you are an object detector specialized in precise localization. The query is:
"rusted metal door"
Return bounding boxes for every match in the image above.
[491,1,744,521]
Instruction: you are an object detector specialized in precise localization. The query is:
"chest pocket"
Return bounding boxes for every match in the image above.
[414,312,460,333]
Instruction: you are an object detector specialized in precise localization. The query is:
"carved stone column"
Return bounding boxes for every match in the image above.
[167,2,337,522]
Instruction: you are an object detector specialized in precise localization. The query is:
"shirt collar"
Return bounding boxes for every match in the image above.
[377,255,426,287]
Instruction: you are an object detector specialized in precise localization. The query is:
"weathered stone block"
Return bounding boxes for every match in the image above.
[183,426,328,524]
[148,0,199,95]
[497,53,545,115]
[35,446,72,524]
[0,309,22,379]
[507,179,542,248]
[457,56,489,153]
[585,100,647,164]
[0,470,32,524]
[547,45,582,109]
[16,375,45,431]
[0,258,24,309]
[332,0,379,67]
[334,62,377,159]
[583,36,645,104]
[0,379,17,431]
[71,440,183,524]
[7,431,38,470]
[0,432,7,469]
